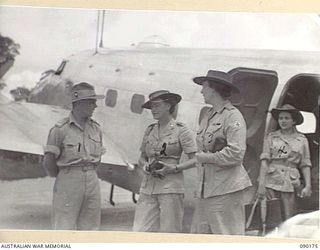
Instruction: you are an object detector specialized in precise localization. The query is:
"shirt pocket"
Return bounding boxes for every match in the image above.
[289,168,301,187]
[88,133,102,157]
[167,137,179,145]
[288,149,301,164]
[63,136,80,161]
[165,137,181,157]
[267,166,276,174]
[204,123,223,152]
[266,165,283,186]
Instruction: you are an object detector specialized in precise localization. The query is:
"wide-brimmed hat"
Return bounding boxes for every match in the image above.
[271,104,304,125]
[142,90,181,109]
[192,70,240,93]
[70,82,105,103]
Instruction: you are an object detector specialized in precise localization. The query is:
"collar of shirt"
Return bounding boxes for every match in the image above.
[153,118,176,138]
[208,100,234,119]
[273,128,301,142]
[69,112,92,131]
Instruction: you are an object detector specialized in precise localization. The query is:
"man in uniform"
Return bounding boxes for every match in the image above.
[43,82,105,230]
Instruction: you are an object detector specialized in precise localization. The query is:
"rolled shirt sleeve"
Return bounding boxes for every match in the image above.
[43,126,62,158]
[300,136,312,169]
[199,110,247,166]
[179,125,197,154]
[99,130,106,155]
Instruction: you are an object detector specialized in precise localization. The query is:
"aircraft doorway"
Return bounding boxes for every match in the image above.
[276,74,320,211]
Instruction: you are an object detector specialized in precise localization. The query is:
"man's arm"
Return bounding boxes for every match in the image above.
[43,152,59,177]
[43,125,62,177]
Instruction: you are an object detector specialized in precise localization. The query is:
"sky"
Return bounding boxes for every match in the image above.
[1,6,320,95]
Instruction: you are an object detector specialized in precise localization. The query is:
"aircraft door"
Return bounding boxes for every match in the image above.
[275,73,320,211]
[228,67,278,201]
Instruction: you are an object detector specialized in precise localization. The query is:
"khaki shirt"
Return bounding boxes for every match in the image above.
[195,101,252,198]
[260,129,311,192]
[44,113,104,168]
[140,119,197,195]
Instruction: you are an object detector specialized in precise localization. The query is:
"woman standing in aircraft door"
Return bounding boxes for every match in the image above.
[257,104,312,220]
[132,90,197,233]
[191,70,252,235]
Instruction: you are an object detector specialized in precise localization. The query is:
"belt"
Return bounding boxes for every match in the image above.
[60,164,97,172]
[271,159,287,164]
[271,159,297,169]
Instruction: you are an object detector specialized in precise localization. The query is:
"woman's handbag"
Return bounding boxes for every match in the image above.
[245,197,282,235]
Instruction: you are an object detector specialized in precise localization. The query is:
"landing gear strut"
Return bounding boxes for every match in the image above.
[109,184,115,206]
[132,193,137,203]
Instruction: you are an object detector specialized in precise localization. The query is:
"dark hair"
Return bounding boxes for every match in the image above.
[208,80,232,99]
[163,99,177,115]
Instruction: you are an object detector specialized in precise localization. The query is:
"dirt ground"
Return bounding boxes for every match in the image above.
[0,177,136,231]
[0,177,261,235]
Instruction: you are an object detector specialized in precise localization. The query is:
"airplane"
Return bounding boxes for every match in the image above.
[0,36,319,232]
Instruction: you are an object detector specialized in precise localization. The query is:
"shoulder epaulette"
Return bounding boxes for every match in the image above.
[91,119,100,126]
[175,121,186,127]
[145,123,156,135]
[267,130,280,137]
[55,117,69,128]
[147,123,156,130]
[297,132,307,139]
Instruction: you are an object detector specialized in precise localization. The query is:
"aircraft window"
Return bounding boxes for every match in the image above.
[131,94,145,114]
[105,89,117,107]
[296,111,317,134]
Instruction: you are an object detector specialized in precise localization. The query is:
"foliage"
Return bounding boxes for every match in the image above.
[0,33,20,66]
[10,87,31,101]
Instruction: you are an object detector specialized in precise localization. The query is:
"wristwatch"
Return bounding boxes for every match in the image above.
[175,165,179,173]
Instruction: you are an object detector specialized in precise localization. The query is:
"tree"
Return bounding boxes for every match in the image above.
[10,87,31,101]
[0,34,20,79]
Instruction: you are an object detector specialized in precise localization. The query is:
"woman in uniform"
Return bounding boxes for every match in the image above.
[132,90,197,233]
[257,104,312,220]
[191,70,252,235]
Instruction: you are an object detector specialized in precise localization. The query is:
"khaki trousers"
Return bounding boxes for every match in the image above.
[133,193,184,233]
[52,168,101,230]
[191,190,245,235]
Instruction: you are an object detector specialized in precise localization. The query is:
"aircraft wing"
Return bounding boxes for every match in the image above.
[0,99,68,155]
[0,97,142,193]
[0,97,128,164]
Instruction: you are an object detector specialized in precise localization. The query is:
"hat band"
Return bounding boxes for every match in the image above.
[71,89,97,101]
[150,97,172,102]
